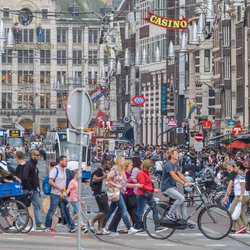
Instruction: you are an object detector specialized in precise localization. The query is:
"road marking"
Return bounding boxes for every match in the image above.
[54,236,73,239]
[6,238,24,241]
[231,234,250,238]
[205,244,227,247]
[178,233,203,237]
[154,244,177,247]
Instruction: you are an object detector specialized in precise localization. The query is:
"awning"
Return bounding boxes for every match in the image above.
[209,133,231,141]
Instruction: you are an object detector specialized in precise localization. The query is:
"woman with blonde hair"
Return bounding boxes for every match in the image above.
[102,156,140,234]
[136,159,159,229]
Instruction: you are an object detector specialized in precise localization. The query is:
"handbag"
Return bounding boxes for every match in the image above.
[143,190,153,199]
[127,194,138,209]
[231,202,242,220]
[107,186,120,202]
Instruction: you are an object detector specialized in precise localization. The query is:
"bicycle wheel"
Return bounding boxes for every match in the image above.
[198,204,232,240]
[0,199,29,233]
[143,202,175,240]
[20,216,33,233]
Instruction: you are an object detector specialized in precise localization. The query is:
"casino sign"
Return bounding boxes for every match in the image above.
[144,11,189,31]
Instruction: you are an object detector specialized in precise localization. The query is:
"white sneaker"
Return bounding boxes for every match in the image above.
[102,228,110,235]
[128,227,140,234]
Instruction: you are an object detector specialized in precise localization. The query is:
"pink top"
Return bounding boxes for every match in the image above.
[68,179,78,202]
[123,171,135,197]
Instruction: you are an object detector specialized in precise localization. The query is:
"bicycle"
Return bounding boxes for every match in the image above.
[0,196,29,233]
[143,181,232,240]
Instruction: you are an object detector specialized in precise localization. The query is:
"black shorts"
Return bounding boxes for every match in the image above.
[95,193,109,214]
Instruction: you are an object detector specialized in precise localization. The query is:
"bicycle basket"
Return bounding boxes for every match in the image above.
[0,182,23,198]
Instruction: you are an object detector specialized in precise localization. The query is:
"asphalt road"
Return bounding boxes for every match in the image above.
[1,160,250,249]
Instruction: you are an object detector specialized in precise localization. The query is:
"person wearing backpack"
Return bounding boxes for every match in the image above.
[88,159,111,235]
[44,155,76,233]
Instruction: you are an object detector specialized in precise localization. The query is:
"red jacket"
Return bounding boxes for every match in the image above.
[136,170,154,196]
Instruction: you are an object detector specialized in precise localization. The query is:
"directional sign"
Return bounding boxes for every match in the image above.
[176,127,184,134]
[194,142,203,152]
[194,133,203,142]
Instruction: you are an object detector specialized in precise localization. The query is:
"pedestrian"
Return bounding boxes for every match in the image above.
[45,155,76,233]
[136,159,159,230]
[0,152,15,175]
[102,156,140,234]
[89,159,111,235]
[229,161,250,234]
[22,150,45,230]
[108,160,142,233]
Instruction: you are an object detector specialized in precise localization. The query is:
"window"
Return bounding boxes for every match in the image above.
[104,50,109,65]
[209,99,215,106]
[204,49,210,72]
[44,29,50,43]
[17,93,33,109]
[40,71,51,84]
[3,8,10,18]
[2,49,12,63]
[88,71,97,84]
[42,9,48,19]
[88,50,97,65]
[2,93,12,109]
[21,29,34,43]
[209,108,215,115]
[224,56,231,80]
[73,71,82,85]
[73,29,82,44]
[40,93,50,109]
[18,50,33,64]
[57,92,67,109]
[73,50,82,65]
[57,71,66,85]
[40,50,51,64]
[196,96,202,103]
[18,71,33,84]
[57,28,67,43]
[57,50,66,65]
[223,25,230,47]
[236,54,243,78]
[2,71,12,84]
[88,29,98,44]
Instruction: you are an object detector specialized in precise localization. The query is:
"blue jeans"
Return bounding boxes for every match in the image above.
[70,201,78,216]
[45,193,74,229]
[103,194,131,230]
[137,195,157,229]
[31,191,43,227]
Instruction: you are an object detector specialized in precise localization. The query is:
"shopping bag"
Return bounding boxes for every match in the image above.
[231,202,242,220]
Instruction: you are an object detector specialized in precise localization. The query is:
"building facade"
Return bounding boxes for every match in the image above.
[0,0,107,134]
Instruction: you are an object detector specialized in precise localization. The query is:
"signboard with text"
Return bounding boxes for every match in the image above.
[8,130,21,137]
[161,84,167,115]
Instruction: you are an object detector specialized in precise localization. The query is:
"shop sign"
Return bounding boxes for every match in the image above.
[132,96,146,106]
[144,11,189,31]
[161,84,167,115]
[11,42,55,50]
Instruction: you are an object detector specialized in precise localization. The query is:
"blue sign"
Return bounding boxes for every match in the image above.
[227,120,235,126]
[161,84,167,116]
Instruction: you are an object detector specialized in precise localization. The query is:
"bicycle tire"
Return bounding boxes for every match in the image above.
[143,201,175,240]
[198,204,232,240]
[0,199,29,233]
[21,216,33,233]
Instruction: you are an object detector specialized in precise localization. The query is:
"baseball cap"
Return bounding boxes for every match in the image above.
[227,160,236,166]
[185,171,189,176]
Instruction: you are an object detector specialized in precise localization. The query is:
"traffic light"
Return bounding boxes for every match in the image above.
[184,123,190,149]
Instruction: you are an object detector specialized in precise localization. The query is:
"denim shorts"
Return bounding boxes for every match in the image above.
[70,201,78,215]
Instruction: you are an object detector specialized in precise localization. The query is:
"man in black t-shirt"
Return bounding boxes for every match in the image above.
[223,160,237,208]
[89,159,111,234]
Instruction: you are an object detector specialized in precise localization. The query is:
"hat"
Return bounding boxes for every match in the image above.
[227,160,236,166]
[185,171,189,176]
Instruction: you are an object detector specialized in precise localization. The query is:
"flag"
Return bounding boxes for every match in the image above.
[95,111,106,127]
[90,87,103,102]
[99,84,109,95]
[187,99,197,119]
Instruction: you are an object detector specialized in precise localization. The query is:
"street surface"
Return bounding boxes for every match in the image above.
[1,160,250,250]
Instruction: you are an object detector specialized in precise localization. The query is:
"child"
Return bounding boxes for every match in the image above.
[66,169,87,232]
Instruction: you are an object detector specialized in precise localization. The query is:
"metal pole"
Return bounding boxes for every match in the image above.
[77,90,85,250]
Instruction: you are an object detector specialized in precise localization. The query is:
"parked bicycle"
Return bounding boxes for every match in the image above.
[143,180,232,240]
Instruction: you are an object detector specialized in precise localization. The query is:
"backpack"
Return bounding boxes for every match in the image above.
[204,168,213,181]
[43,167,59,195]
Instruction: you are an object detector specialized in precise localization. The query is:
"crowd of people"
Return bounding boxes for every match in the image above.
[0,144,249,236]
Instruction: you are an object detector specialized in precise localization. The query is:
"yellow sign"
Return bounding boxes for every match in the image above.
[145,11,189,31]
[9,130,21,137]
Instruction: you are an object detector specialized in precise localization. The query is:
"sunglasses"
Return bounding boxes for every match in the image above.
[36,154,40,156]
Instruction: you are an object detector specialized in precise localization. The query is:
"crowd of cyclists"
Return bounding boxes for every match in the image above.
[0,143,249,236]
